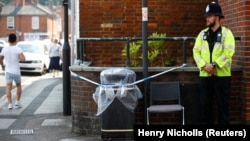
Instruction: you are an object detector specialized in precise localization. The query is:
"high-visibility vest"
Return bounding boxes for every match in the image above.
[193,26,235,77]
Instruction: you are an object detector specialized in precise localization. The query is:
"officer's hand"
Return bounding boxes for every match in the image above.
[203,64,214,74]
[210,68,216,75]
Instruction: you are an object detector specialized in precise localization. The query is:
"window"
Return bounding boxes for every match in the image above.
[32,16,39,30]
[7,16,15,30]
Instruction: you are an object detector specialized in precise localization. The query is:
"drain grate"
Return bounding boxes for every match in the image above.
[10,129,34,135]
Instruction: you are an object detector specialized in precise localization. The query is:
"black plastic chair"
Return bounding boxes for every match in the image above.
[147,81,185,125]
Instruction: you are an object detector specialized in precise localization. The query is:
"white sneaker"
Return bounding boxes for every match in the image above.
[15,101,23,108]
[8,104,13,110]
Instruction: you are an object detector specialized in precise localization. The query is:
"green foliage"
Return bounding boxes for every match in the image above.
[137,32,167,66]
[121,32,174,67]
[131,61,140,67]
[121,42,141,67]
[148,49,159,66]
[164,58,175,66]
[121,42,140,57]
[148,32,166,50]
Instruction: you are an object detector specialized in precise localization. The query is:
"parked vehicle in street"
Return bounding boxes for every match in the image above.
[0,44,4,53]
[0,40,8,53]
[0,40,8,46]
[16,41,50,75]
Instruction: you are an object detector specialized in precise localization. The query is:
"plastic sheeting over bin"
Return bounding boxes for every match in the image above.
[92,68,143,116]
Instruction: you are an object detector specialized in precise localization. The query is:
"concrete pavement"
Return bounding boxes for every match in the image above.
[0,72,103,141]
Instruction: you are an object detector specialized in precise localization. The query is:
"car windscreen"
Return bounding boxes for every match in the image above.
[17,43,43,54]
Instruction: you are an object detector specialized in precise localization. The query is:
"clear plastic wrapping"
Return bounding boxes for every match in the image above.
[93,68,143,116]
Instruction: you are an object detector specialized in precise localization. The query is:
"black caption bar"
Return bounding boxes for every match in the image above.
[134,125,250,141]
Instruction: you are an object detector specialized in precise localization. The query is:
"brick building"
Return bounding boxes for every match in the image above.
[0,0,62,41]
[70,0,250,135]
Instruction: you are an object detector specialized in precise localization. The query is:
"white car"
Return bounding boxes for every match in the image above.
[16,41,50,75]
[0,40,8,53]
[0,40,8,47]
[0,44,4,53]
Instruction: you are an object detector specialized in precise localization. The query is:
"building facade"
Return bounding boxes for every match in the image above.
[70,1,250,135]
[0,0,62,41]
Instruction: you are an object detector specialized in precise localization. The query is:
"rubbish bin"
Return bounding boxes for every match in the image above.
[93,68,142,139]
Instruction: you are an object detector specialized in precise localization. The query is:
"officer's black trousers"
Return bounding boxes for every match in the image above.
[199,76,231,124]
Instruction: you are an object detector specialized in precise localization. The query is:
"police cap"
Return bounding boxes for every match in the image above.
[204,1,224,18]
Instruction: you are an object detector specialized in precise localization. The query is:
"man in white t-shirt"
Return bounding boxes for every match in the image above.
[0,33,26,109]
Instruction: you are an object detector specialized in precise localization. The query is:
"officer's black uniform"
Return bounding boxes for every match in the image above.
[199,26,231,125]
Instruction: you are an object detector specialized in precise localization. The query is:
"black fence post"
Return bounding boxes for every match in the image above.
[62,0,71,116]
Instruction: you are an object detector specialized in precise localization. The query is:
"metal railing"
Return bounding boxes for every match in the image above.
[76,37,241,67]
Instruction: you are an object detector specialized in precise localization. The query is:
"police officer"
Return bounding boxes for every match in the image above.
[193,2,235,124]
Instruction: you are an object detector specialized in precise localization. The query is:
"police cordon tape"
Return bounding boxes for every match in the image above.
[70,63,187,87]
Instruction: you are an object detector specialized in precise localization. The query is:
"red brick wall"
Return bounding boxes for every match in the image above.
[71,1,250,135]
[79,0,212,66]
[0,15,55,41]
[70,68,243,135]
[76,0,249,123]
[219,0,250,123]
[75,0,249,128]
